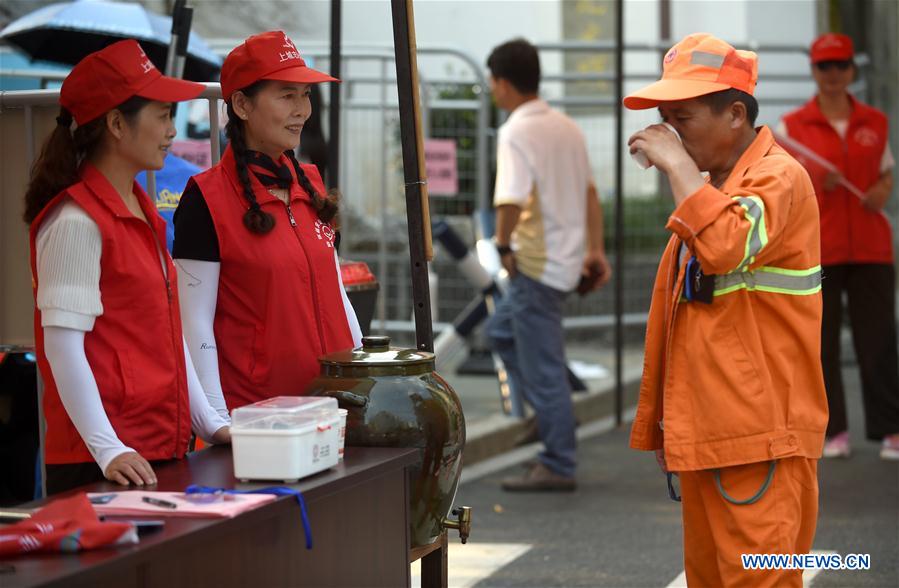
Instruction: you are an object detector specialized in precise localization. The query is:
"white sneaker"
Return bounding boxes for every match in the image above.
[880,434,899,460]
[822,431,851,458]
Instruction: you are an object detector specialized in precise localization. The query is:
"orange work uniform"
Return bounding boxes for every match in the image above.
[631,126,829,587]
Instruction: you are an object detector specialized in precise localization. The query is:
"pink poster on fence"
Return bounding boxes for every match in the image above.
[171,139,213,170]
[424,139,458,197]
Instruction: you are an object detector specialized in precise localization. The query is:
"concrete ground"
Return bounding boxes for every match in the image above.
[421,363,899,588]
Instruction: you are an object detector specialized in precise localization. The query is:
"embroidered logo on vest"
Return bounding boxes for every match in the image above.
[314,219,335,248]
[853,127,879,148]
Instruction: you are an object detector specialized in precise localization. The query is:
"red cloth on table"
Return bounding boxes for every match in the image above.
[0,493,137,557]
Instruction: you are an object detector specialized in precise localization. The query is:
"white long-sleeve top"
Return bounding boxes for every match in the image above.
[175,253,363,421]
[35,198,228,474]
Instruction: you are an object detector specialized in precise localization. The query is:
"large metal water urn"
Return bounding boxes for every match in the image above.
[307,335,470,547]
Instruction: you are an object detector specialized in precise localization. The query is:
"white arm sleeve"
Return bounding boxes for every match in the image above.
[184,338,230,441]
[43,326,134,474]
[335,251,363,348]
[175,258,230,420]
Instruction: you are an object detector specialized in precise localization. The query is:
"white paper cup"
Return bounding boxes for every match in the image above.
[632,122,682,169]
[337,408,348,461]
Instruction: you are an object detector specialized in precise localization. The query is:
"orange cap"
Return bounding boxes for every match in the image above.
[624,33,758,110]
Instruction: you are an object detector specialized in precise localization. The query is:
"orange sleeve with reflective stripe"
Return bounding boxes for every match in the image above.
[665,166,794,275]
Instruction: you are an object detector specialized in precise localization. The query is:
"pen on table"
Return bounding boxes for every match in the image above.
[142,496,178,509]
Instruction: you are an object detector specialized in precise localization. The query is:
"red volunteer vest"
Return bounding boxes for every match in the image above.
[782,94,892,265]
[190,147,354,409]
[30,164,191,465]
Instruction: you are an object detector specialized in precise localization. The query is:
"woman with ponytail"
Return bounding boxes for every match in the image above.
[27,40,229,494]
[174,31,361,415]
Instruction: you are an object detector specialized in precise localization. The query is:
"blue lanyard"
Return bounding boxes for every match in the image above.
[184,484,313,549]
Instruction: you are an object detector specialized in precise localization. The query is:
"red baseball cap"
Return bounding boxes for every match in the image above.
[624,33,758,110]
[59,40,205,126]
[810,33,854,63]
[220,31,339,101]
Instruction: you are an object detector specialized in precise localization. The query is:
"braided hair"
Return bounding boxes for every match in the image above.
[226,81,341,234]
[225,81,276,234]
[24,97,151,224]
[284,149,340,227]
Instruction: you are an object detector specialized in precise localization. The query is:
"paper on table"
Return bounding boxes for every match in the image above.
[88,491,276,518]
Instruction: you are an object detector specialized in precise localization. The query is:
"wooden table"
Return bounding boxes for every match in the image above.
[3,445,419,587]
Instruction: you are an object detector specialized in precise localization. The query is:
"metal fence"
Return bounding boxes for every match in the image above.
[1,41,891,347]
[298,41,886,344]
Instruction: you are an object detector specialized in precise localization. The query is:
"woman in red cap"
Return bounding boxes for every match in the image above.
[779,33,899,460]
[24,40,230,494]
[173,31,361,416]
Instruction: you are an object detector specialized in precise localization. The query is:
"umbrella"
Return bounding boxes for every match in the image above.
[0,0,221,81]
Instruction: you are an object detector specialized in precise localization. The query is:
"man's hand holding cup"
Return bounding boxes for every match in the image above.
[628,122,691,174]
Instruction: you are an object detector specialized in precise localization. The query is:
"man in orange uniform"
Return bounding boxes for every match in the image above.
[624,33,828,587]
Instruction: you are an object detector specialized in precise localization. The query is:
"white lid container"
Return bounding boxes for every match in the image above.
[231,396,337,428]
[231,396,340,482]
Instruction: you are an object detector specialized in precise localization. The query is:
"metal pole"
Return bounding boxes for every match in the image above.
[614,0,625,427]
[328,0,342,189]
[24,104,35,165]
[173,6,193,80]
[165,0,186,76]
[147,170,157,202]
[208,97,221,165]
[476,84,489,213]
[378,57,389,333]
[660,0,671,41]
[23,104,46,498]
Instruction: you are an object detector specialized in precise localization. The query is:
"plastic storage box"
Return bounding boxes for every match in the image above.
[231,396,341,482]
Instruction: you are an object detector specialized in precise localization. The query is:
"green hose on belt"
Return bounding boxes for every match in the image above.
[713,460,777,505]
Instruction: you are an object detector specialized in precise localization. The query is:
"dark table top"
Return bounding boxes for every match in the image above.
[2,446,418,587]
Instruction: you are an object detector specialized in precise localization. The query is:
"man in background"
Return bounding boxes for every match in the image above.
[485,38,610,492]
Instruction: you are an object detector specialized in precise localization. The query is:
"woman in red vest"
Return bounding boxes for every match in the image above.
[173,31,361,416]
[779,33,898,460]
[25,41,230,494]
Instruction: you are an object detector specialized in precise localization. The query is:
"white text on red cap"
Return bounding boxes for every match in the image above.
[279,33,301,64]
[138,46,153,74]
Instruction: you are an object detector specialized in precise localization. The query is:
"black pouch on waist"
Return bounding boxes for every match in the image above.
[685,256,714,304]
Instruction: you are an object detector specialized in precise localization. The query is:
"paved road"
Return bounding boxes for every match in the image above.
[448,365,899,587]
